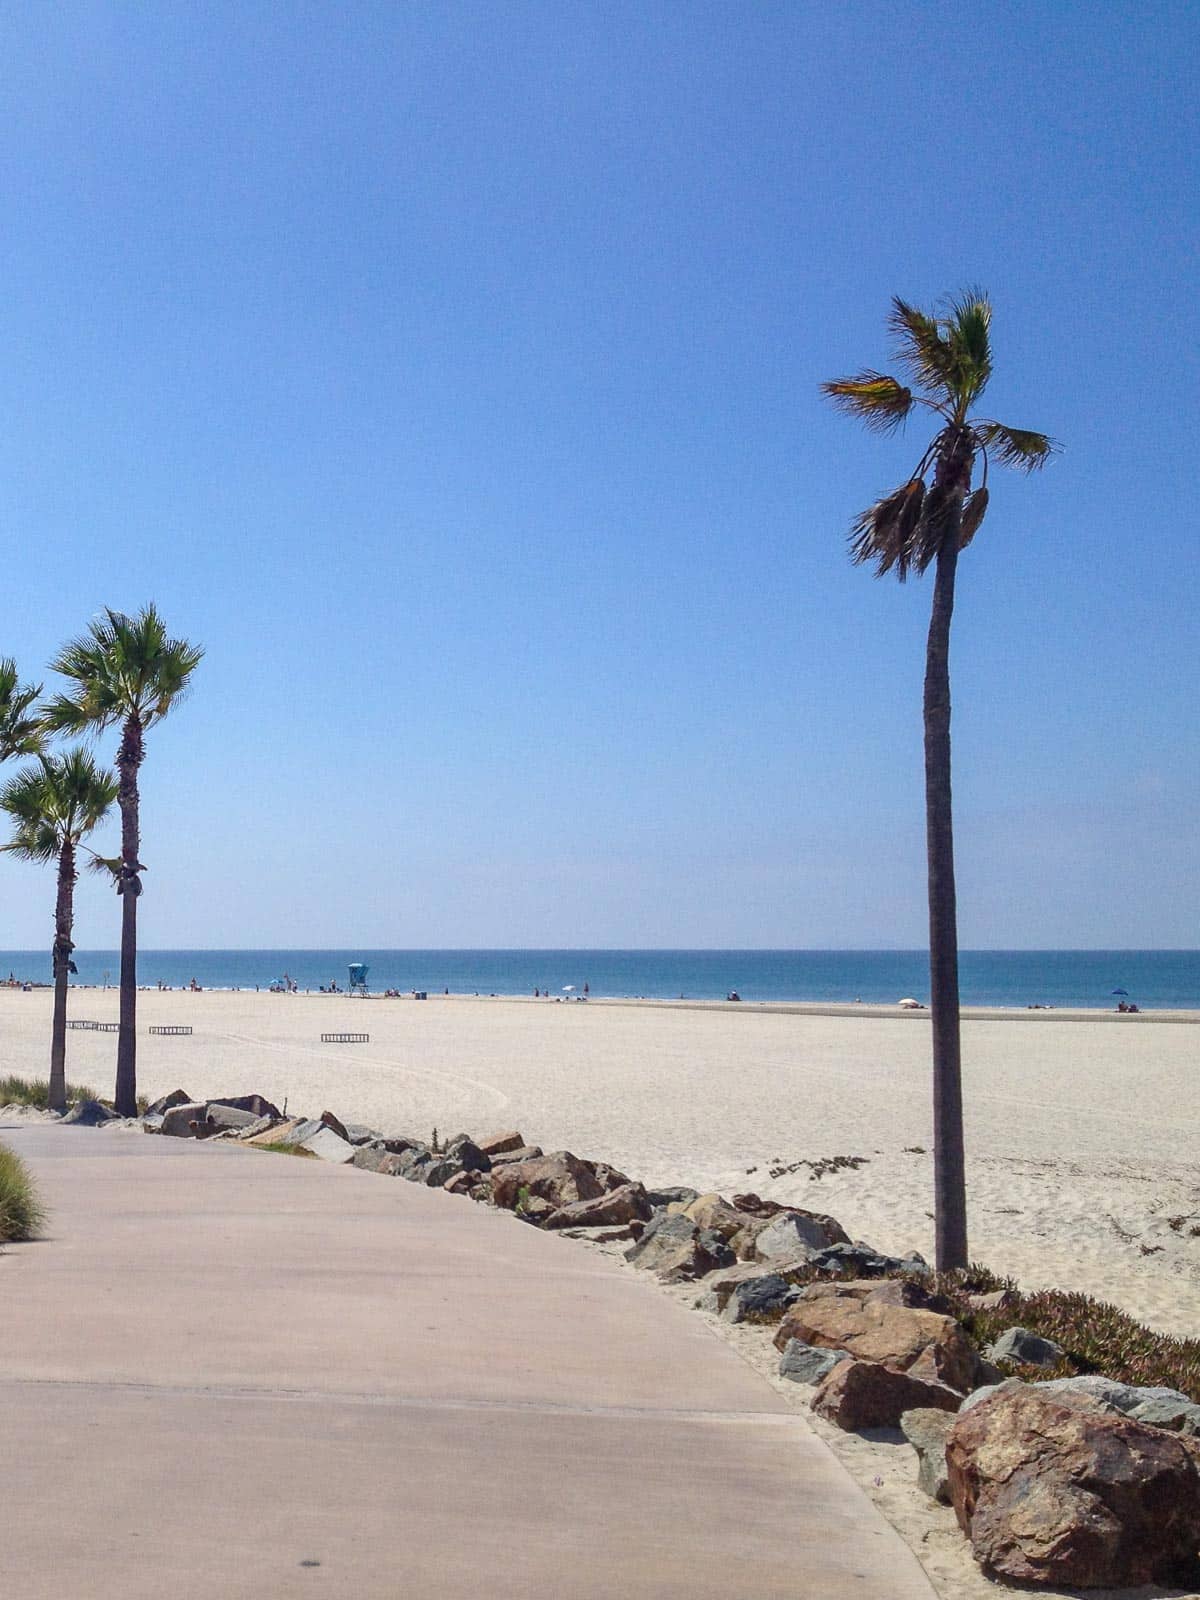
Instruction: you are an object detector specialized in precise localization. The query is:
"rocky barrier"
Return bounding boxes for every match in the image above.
[13,1090,1200,1592]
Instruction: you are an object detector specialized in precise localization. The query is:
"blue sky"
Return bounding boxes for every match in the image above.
[0,0,1196,949]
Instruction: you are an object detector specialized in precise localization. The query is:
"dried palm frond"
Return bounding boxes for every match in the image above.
[974,422,1055,470]
[820,372,913,434]
[959,487,989,548]
[848,479,924,576]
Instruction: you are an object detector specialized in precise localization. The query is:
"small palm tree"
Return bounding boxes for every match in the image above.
[0,658,45,762]
[1,750,118,1112]
[822,291,1055,1271]
[44,607,203,1115]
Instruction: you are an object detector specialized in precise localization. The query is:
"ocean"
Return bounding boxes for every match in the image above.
[0,949,1197,1010]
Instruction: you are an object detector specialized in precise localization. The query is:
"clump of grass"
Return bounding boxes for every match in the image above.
[919,1267,1200,1403]
[0,1144,45,1241]
[0,1073,101,1109]
[253,1140,315,1158]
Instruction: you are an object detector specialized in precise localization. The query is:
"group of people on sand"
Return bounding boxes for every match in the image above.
[1115,1000,1141,1013]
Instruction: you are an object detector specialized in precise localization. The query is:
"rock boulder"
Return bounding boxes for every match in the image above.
[812,1359,962,1430]
[774,1285,976,1394]
[754,1209,850,1262]
[901,1407,956,1503]
[544,1182,653,1231]
[947,1385,1200,1588]
[490,1152,603,1211]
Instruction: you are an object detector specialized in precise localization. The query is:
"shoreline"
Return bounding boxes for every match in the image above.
[45,987,1200,1023]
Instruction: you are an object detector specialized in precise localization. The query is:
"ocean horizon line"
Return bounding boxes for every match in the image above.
[1,947,1196,1010]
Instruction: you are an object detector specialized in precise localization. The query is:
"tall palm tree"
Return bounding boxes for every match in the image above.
[43,607,203,1116]
[822,291,1055,1271]
[0,658,45,763]
[1,750,118,1111]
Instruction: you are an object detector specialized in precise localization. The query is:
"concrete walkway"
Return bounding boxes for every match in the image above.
[1,1125,935,1600]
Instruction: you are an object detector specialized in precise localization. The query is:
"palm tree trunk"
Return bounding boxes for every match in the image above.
[115,715,143,1118]
[49,842,76,1115]
[924,435,973,1272]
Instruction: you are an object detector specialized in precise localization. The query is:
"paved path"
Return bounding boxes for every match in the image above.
[1,1125,935,1600]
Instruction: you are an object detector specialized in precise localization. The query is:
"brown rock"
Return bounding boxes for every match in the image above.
[730,1192,787,1217]
[442,1170,478,1196]
[543,1182,653,1230]
[477,1130,526,1157]
[589,1161,633,1192]
[774,1292,975,1394]
[812,1360,962,1430]
[489,1152,604,1211]
[947,1386,1200,1588]
[682,1193,771,1258]
[319,1109,350,1140]
[244,1116,306,1147]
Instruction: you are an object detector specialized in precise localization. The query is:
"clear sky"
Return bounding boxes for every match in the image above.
[0,1,1196,949]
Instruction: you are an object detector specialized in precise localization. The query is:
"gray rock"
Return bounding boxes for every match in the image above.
[144,1089,193,1117]
[342,1123,383,1146]
[158,1101,208,1137]
[377,1134,422,1155]
[232,1114,279,1140]
[210,1093,282,1120]
[204,1102,261,1133]
[297,1125,356,1163]
[645,1185,700,1208]
[987,1326,1065,1368]
[62,1099,121,1126]
[558,1223,642,1243]
[754,1210,849,1262]
[722,1273,801,1325]
[778,1340,845,1386]
[900,1407,955,1503]
[443,1135,491,1173]
[392,1146,434,1181]
[809,1241,928,1277]
[625,1212,735,1282]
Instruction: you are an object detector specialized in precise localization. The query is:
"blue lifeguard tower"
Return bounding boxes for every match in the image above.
[348,962,369,997]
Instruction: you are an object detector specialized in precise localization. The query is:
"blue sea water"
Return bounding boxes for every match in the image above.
[0,949,1197,1010]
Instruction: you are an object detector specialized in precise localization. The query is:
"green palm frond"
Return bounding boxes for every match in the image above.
[888,299,959,396]
[820,372,914,434]
[888,292,992,412]
[0,748,118,862]
[944,289,992,405]
[48,604,204,732]
[974,422,1056,471]
[824,290,1057,579]
[0,658,46,763]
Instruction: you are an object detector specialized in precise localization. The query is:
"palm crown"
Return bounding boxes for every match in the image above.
[1,748,118,863]
[42,605,204,735]
[822,291,1056,580]
[0,658,46,762]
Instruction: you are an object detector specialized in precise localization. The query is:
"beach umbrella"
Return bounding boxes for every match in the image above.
[1111,988,1129,996]
[562,984,575,992]
[898,997,922,1009]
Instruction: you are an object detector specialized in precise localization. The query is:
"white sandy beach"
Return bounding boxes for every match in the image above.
[4,987,1198,1339]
